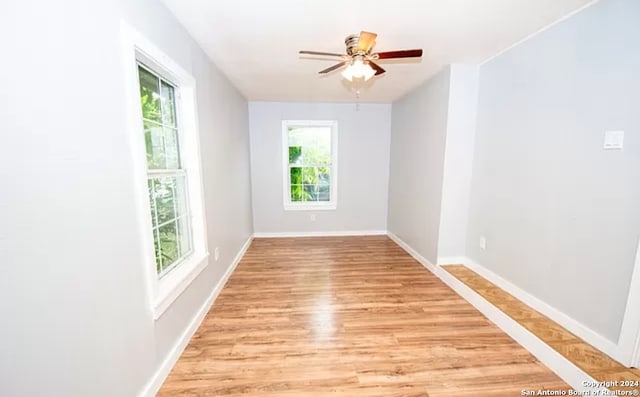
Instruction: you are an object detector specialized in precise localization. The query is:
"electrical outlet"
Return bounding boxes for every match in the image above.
[214,247,220,261]
[479,237,487,251]
[603,130,624,150]
[310,214,316,222]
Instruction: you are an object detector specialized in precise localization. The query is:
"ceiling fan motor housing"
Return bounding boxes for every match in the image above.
[345,34,362,56]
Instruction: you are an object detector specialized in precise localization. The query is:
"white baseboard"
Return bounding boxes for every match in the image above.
[253,230,387,238]
[387,232,612,392]
[436,267,607,394]
[459,257,621,364]
[138,235,253,397]
[386,231,437,273]
[437,256,468,266]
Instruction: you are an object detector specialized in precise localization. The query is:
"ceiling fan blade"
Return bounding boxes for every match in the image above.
[299,50,344,57]
[319,61,347,74]
[356,31,377,53]
[368,61,386,76]
[376,49,423,59]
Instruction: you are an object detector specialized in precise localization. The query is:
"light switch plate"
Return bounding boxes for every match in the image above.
[604,130,624,150]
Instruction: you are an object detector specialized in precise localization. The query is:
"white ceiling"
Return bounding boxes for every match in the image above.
[161,0,594,103]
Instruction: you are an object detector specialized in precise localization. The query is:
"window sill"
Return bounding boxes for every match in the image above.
[153,252,209,320]
[284,203,337,211]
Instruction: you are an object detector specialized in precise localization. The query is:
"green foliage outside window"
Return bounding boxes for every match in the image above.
[287,126,332,203]
[138,64,191,275]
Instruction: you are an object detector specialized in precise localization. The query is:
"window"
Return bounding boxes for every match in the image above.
[137,64,192,277]
[282,120,338,210]
[122,22,209,319]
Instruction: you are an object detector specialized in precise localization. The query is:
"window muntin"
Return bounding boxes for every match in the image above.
[284,121,337,209]
[137,64,193,277]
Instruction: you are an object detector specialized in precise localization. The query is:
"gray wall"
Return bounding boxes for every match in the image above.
[466,0,640,342]
[437,65,480,261]
[387,67,451,264]
[0,0,253,396]
[249,102,391,234]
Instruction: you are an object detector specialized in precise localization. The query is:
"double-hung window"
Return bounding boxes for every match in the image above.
[122,23,209,319]
[282,120,338,210]
[137,64,192,276]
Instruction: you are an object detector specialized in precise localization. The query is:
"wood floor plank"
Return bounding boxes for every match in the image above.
[159,237,568,396]
[443,264,640,393]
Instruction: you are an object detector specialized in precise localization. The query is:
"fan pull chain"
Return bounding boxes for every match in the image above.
[355,91,361,111]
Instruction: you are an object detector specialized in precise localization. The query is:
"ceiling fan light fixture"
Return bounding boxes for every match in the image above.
[300,30,423,82]
[341,66,354,82]
[341,57,376,82]
[362,63,376,81]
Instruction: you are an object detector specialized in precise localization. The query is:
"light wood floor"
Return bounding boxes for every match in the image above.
[444,265,640,393]
[159,236,569,396]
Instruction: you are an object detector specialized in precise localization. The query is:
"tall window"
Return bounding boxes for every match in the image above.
[137,64,192,277]
[123,23,208,319]
[282,120,338,210]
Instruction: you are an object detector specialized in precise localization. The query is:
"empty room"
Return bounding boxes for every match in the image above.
[2,0,640,395]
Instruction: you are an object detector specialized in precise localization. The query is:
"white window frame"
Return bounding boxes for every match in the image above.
[282,120,338,211]
[138,62,194,278]
[121,22,209,319]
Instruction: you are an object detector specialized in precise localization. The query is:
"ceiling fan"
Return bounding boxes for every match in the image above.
[299,31,423,81]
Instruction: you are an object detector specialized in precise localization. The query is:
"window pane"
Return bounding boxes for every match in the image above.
[302,167,318,184]
[304,184,318,201]
[290,185,303,202]
[148,179,158,227]
[152,177,176,225]
[175,176,188,218]
[158,221,179,272]
[160,81,177,127]
[317,188,330,202]
[288,127,331,165]
[164,126,181,169]
[318,168,331,194]
[153,229,162,273]
[177,214,191,257]
[138,66,161,123]
[288,166,331,203]
[289,146,302,164]
[318,170,331,201]
[150,175,191,275]
[144,121,165,169]
[318,166,330,179]
[290,167,302,185]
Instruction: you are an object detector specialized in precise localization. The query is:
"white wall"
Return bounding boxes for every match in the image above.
[0,0,253,396]
[437,65,480,262]
[249,102,391,234]
[387,67,451,264]
[466,0,640,343]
